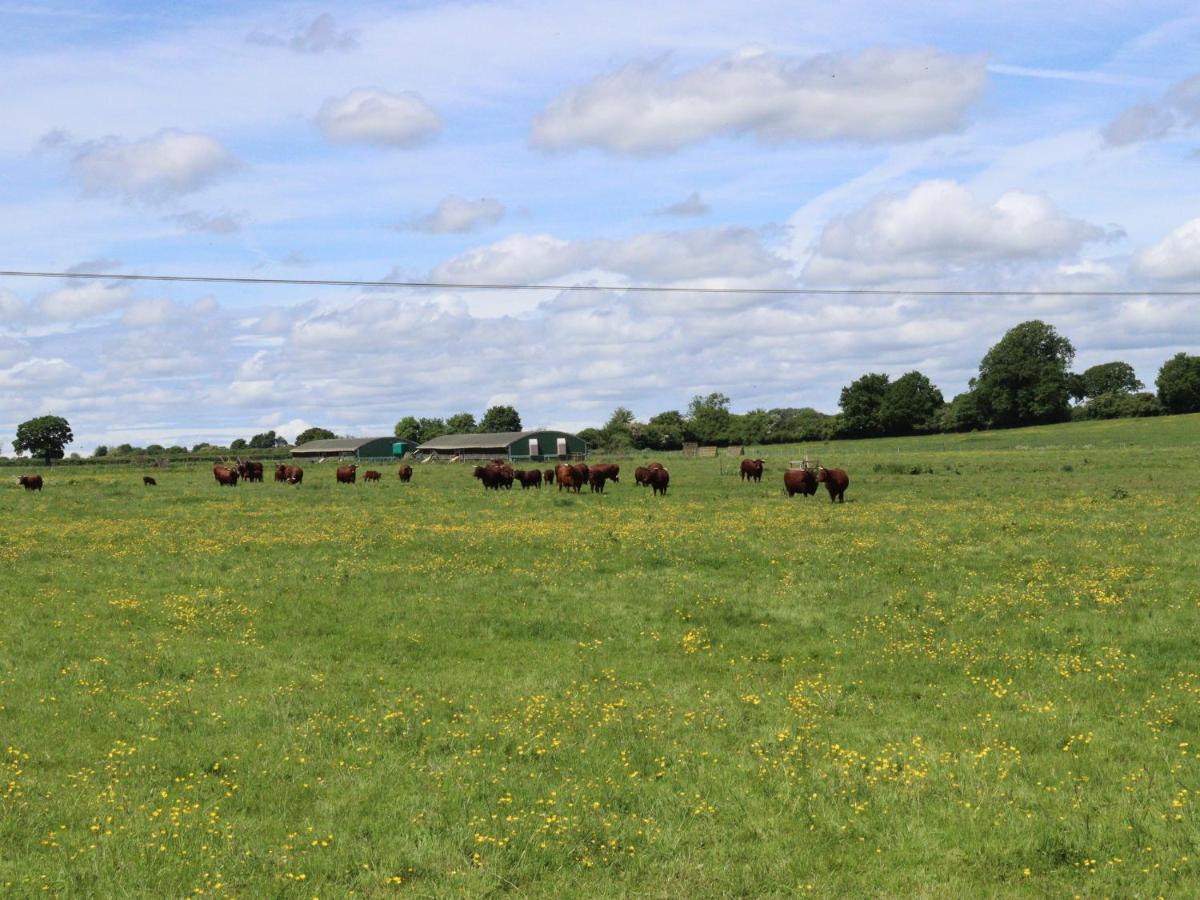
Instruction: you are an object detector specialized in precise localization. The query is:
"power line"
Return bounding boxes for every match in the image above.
[1,268,1199,296]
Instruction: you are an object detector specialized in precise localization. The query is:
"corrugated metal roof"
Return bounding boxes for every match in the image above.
[417,430,547,450]
[292,437,391,453]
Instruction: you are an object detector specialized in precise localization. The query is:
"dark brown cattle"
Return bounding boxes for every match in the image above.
[515,469,542,489]
[275,464,288,482]
[648,465,670,496]
[336,465,357,484]
[569,463,589,493]
[397,464,413,482]
[816,467,849,503]
[740,458,765,482]
[634,466,651,487]
[474,464,503,490]
[143,476,157,486]
[245,461,264,482]
[363,470,382,482]
[18,474,43,491]
[544,468,555,484]
[213,465,239,487]
[497,463,514,489]
[285,465,303,485]
[555,463,579,493]
[588,463,620,493]
[783,468,817,497]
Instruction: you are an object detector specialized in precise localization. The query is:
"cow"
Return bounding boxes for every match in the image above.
[213,465,239,487]
[17,474,43,491]
[474,464,503,490]
[740,458,765,482]
[237,460,264,482]
[783,468,817,497]
[555,463,580,493]
[648,465,670,496]
[397,464,413,482]
[544,468,555,485]
[143,476,157,487]
[285,465,303,485]
[816,467,850,503]
[634,466,651,487]
[496,463,515,490]
[363,470,382,482]
[515,469,542,489]
[336,465,357,484]
[588,463,620,493]
[275,464,288,483]
[570,463,589,493]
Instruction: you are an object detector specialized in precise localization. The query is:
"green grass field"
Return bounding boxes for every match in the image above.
[2,415,1199,897]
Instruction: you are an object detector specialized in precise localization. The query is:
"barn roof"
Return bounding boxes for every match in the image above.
[417,430,564,451]
[291,437,391,453]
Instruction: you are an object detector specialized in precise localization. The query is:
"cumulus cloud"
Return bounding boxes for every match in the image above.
[168,210,242,234]
[408,196,505,233]
[657,192,709,216]
[247,13,358,53]
[36,282,130,320]
[532,47,987,154]
[315,88,442,146]
[432,226,787,286]
[0,357,80,390]
[1103,73,1200,145]
[70,129,237,202]
[804,180,1105,283]
[1134,217,1200,280]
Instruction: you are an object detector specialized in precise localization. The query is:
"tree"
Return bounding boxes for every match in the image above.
[728,409,772,445]
[1073,391,1163,421]
[394,416,423,443]
[769,408,836,442]
[1074,361,1143,401]
[939,392,985,432]
[230,438,248,451]
[1156,353,1200,414]
[879,371,944,435]
[599,407,636,451]
[146,444,165,455]
[686,393,731,444]
[838,373,890,437]
[248,430,277,449]
[641,410,686,450]
[295,427,336,445]
[446,412,477,434]
[972,320,1075,428]
[93,445,108,458]
[418,417,448,441]
[479,405,521,433]
[13,415,73,465]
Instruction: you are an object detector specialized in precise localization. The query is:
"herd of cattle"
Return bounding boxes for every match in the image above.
[14,458,850,502]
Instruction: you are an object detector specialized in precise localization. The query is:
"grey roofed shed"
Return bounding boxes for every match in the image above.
[290,436,396,459]
[416,430,587,460]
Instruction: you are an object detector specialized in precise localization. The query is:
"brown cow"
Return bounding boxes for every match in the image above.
[544,468,555,485]
[588,463,620,493]
[816,467,849,503]
[497,463,514,489]
[515,469,542,489]
[285,465,303,485]
[555,463,579,493]
[648,465,670,496]
[363,470,382,482]
[783,468,817,497]
[474,464,502,490]
[18,474,43,491]
[397,464,413,482]
[569,463,589,493]
[275,464,288,482]
[143,476,157,486]
[634,466,651,487]
[740,458,765,482]
[213,465,239,487]
[336,465,357,484]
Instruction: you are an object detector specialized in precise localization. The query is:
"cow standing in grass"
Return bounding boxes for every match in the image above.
[783,469,817,497]
[588,463,620,493]
[648,465,670,496]
[740,458,765,482]
[363,470,381,482]
[336,465,357,484]
[213,465,239,487]
[17,474,43,491]
[816,467,849,503]
[397,465,413,483]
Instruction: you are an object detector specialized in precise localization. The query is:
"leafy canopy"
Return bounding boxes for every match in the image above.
[14,415,74,465]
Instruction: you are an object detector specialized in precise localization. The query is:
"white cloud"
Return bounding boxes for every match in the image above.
[0,357,80,390]
[36,282,130,320]
[246,13,358,54]
[804,180,1105,283]
[1135,217,1200,280]
[408,196,505,233]
[532,47,987,154]
[168,210,242,234]
[657,191,709,216]
[1103,73,1200,145]
[314,88,442,146]
[70,129,237,202]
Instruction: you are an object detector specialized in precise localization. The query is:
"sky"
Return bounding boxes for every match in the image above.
[2,0,1200,452]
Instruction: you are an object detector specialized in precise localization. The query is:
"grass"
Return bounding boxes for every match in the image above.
[2,414,1199,896]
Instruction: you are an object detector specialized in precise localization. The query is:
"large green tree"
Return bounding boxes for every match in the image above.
[446,412,477,434]
[1072,361,1142,401]
[879,371,944,435]
[1156,352,1200,413]
[479,405,521,433]
[838,373,890,437]
[295,427,336,445]
[641,410,686,450]
[248,430,277,449]
[972,320,1075,428]
[13,415,74,465]
[393,416,423,442]
[685,393,731,444]
[418,417,449,441]
[598,407,636,451]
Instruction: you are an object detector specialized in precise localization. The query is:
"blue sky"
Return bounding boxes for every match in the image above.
[2,1,1200,451]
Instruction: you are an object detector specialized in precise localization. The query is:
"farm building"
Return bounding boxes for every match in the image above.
[290,436,398,461]
[415,430,587,461]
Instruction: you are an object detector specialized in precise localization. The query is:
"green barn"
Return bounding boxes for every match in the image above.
[290,436,397,461]
[415,430,587,461]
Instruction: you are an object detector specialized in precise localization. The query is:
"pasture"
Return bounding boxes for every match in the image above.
[2,414,1199,896]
